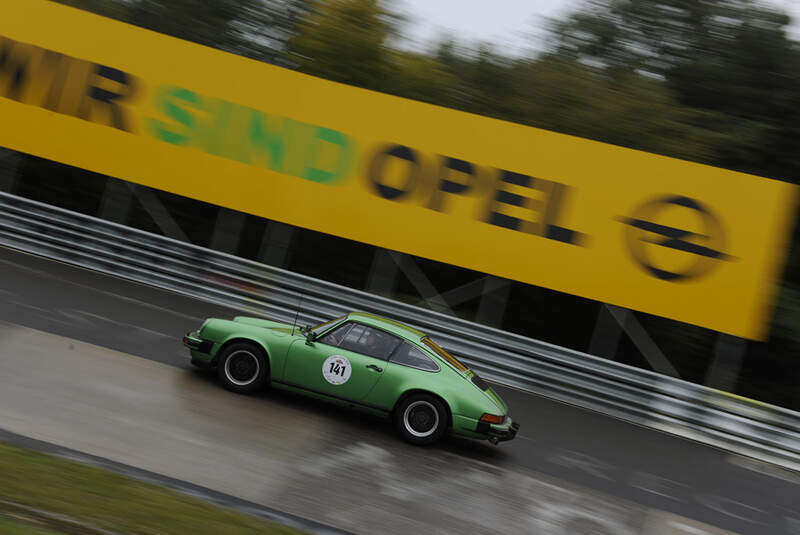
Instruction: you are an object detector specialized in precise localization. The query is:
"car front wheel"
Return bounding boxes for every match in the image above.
[394,394,448,445]
[217,342,268,394]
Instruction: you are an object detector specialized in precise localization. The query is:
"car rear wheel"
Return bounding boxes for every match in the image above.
[217,342,269,394]
[394,393,447,445]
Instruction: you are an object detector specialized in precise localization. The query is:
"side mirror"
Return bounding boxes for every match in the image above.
[305,329,317,345]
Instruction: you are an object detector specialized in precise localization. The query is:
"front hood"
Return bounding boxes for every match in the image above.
[234,316,295,333]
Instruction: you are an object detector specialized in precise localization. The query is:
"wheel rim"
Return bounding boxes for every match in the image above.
[224,350,260,386]
[403,400,439,438]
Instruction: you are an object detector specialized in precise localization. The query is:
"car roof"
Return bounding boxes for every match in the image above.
[346,312,427,341]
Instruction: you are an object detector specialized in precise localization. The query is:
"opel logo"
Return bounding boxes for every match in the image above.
[620,196,733,282]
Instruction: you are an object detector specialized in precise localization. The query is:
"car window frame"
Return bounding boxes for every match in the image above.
[316,321,356,347]
[310,316,348,338]
[389,341,441,373]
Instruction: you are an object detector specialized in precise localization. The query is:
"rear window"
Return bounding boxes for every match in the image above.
[421,337,469,373]
[391,342,440,372]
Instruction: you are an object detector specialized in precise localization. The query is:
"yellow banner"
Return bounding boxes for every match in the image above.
[0,0,796,339]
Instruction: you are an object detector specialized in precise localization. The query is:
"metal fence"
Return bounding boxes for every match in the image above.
[1,190,798,472]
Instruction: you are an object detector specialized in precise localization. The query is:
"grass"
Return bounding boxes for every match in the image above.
[0,441,307,535]
[0,516,62,535]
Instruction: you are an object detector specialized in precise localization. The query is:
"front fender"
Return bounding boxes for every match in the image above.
[199,318,296,378]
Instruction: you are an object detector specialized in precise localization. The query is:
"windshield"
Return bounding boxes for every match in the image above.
[421,337,469,373]
[309,315,347,337]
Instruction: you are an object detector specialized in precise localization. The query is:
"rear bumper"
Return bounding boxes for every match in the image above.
[489,421,520,442]
[475,416,519,442]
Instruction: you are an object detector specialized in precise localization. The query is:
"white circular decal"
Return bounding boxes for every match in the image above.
[322,355,351,385]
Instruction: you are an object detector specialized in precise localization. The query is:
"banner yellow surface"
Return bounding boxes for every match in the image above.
[0,1,796,339]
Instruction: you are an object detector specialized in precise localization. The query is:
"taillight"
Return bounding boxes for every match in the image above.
[480,413,506,425]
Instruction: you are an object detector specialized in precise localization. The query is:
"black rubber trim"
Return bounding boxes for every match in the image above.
[476,420,519,442]
[490,422,520,442]
[471,374,489,391]
[272,379,390,413]
[183,334,213,354]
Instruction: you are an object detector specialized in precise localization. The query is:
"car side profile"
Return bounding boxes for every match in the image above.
[183,312,518,445]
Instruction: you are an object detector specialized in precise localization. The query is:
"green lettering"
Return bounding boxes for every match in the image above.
[248,110,285,172]
[302,127,354,184]
[147,86,198,145]
[199,99,233,156]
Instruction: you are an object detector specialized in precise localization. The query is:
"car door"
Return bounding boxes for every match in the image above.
[283,322,401,404]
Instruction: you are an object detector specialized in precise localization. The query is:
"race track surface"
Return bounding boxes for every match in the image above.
[0,246,797,535]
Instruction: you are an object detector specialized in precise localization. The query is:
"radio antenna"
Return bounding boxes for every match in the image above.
[291,293,304,336]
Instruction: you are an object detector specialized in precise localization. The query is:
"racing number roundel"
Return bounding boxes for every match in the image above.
[322,355,351,385]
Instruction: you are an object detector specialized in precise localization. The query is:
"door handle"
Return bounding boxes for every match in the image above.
[366,364,383,373]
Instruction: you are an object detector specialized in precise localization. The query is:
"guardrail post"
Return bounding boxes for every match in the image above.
[592,304,681,378]
[704,333,747,392]
[210,208,246,254]
[387,251,452,314]
[367,248,398,295]
[475,277,511,328]
[589,303,625,359]
[258,221,294,267]
[98,179,133,223]
[0,149,20,194]
[126,183,190,242]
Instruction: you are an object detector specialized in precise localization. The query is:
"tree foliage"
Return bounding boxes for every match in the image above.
[286,0,402,91]
[547,0,800,180]
[53,0,312,63]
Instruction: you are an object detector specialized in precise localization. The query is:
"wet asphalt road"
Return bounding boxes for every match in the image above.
[0,245,798,534]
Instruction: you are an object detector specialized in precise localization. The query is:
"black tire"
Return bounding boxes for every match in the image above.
[394,393,448,445]
[216,342,269,394]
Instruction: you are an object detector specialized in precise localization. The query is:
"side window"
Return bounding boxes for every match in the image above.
[318,322,354,347]
[339,324,401,360]
[391,342,440,372]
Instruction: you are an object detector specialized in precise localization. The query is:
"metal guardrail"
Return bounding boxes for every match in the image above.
[1,190,799,472]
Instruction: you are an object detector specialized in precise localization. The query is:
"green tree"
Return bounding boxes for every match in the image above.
[388,52,459,106]
[548,0,800,180]
[549,0,791,77]
[510,55,724,163]
[52,0,131,19]
[53,0,312,63]
[286,0,402,91]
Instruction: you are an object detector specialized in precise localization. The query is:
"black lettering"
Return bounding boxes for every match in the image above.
[427,156,476,212]
[485,170,584,246]
[78,64,136,131]
[0,37,33,101]
[486,170,531,231]
[368,144,420,200]
[41,50,70,111]
[541,180,582,245]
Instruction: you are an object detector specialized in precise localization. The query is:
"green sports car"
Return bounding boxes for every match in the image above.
[183,312,518,445]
